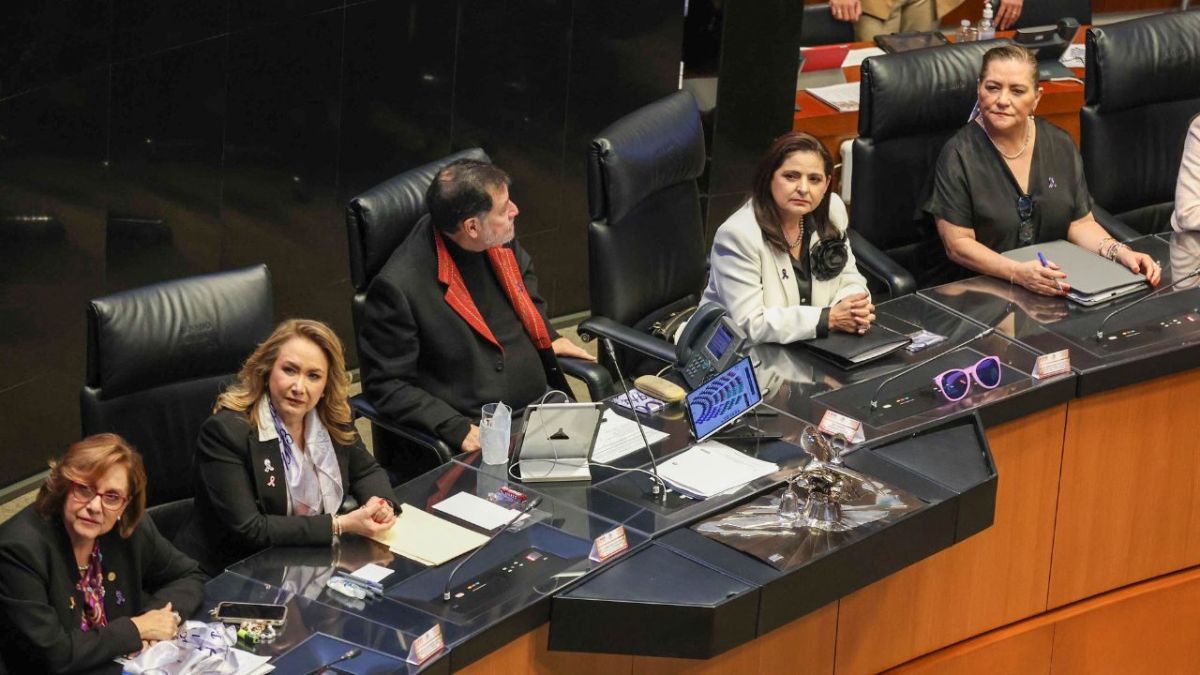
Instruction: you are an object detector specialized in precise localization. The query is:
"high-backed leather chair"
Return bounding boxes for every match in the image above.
[81,265,274,540]
[579,91,709,372]
[347,150,611,479]
[801,3,855,46]
[852,39,1134,289]
[1009,0,1091,29]
[1081,11,1200,235]
[579,90,913,370]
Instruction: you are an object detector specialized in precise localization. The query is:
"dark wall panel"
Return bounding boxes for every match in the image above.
[221,10,352,356]
[707,0,804,230]
[338,0,457,202]
[111,0,226,61]
[0,0,111,98]
[0,69,111,479]
[107,38,226,292]
[453,0,573,243]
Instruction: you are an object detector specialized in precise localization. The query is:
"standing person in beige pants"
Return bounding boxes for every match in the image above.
[829,1,1021,43]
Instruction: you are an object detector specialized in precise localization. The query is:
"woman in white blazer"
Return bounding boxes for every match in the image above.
[702,132,874,345]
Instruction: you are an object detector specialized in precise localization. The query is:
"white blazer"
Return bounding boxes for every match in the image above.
[701,195,870,345]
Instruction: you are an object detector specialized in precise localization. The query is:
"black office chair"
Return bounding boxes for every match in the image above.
[347,150,612,480]
[579,90,913,371]
[851,39,1135,289]
[800,3,855,47]
[81,265,274,540]
[1081,12,1200,235]
[1008,0,1091,29]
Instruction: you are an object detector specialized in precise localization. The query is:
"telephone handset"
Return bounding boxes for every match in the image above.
[675,304,746,389]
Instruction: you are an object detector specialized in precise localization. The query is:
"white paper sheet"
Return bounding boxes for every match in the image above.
[591,409,670,464]
[349,562,394,584]
[843,47,885,68]
[432,491,519,531]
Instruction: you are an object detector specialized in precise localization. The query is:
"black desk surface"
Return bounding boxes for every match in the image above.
[755,293,1076,440]
[922,235,1200,396]
[199,235,1200,667]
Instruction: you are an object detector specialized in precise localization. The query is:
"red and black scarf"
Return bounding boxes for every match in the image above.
[434,230,553,352]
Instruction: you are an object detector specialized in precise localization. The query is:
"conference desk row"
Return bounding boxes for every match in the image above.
[201,231,1200,674]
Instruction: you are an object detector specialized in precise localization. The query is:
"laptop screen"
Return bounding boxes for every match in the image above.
[685,356,763,442]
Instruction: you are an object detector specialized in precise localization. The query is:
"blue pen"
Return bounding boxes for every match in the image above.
[1037,251,1065,293]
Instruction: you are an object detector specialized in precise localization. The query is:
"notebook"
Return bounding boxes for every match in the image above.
[798,323,911,369]
[1003,240,1148,306]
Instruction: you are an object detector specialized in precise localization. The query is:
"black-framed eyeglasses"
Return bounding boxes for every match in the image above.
[1016,194,1035,245]
[70,482,129,510]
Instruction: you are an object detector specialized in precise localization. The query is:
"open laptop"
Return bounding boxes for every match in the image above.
[515,402,603,483]
[1003,240,1148,306]
[685,356,765,442]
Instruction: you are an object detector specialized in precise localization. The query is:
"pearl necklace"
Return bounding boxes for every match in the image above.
[979,115,1032,160]
[786,216,806,249]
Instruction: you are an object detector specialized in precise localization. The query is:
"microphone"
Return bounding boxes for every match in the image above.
[1095,266,1200,341]
[603,338,666,497]
[303,648,361,675]
[442,496,542,602]
[869,328,994,411]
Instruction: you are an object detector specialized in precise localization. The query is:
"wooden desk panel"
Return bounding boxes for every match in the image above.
[833,404,1066,675]
[888,565,1200,674]
[1049,368,1200,608]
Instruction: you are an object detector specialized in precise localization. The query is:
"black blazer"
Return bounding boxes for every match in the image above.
[0,505,205,674]
[174,408,395,576]
[358,217,569,449]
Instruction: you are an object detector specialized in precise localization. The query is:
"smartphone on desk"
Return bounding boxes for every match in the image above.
[212,601,288,625]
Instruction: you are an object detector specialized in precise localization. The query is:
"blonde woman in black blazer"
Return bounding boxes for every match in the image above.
[175,319,397,576]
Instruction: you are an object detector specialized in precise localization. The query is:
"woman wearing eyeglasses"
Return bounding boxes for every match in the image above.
[0,434,204,673]
[175,319,397,576]
[926,44,1160,294]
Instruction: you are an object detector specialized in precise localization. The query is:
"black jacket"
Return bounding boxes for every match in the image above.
[0,505,205,674]
[174,408,394,576]
[358,217,569,449]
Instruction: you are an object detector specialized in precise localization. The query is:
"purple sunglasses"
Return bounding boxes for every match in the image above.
[933,356,1002,402]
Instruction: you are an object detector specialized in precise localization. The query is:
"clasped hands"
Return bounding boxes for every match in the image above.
[337,497,398,538]
[828,292,875,334]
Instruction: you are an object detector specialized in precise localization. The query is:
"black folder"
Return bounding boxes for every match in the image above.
[798,324,912,369]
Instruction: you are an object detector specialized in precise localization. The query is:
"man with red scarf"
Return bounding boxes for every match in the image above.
[360,159,594,453]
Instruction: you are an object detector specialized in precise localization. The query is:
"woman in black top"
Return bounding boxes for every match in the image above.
[926,44,1160,295]
[174,319,397,576]
[0,434,204,673]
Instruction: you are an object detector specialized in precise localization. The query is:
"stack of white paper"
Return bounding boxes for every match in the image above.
[808,81,860,112]
[591,409,670,463]
[657,442,778,500]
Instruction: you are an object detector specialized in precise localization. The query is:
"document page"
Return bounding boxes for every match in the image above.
[591,409,669,464]
[658,442,778,499]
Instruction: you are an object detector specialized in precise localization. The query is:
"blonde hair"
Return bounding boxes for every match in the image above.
[216,319,357,446]
[36,433,147,538]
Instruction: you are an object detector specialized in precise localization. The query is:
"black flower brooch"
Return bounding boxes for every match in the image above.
[811,236,849,281]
